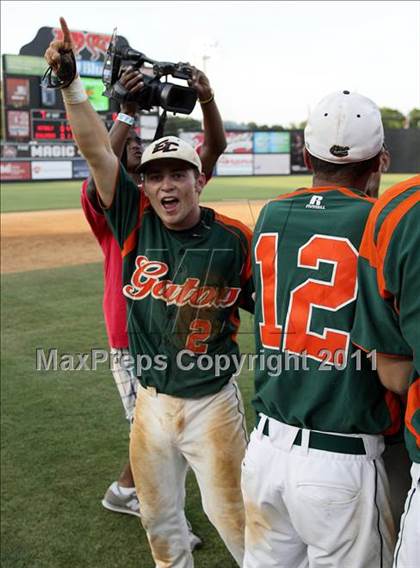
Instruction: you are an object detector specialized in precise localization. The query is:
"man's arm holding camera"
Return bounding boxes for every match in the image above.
[44,18,141,207]
[107,69,143,160]
[189,68,226,178]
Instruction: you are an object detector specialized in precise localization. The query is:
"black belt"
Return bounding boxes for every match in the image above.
[259,418,366,455]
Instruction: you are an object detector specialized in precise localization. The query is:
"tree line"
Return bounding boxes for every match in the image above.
[164,108,420,136]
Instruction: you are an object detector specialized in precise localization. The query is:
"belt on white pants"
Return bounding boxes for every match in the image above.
[256,414,385,458]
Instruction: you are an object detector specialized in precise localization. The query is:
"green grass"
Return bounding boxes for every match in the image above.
[1,174,412,213]
[1,263,255,568]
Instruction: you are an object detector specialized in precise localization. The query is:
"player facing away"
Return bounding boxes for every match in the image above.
[351,175,420,568]
[45,18,253,567]
[81,66,226,552]
[242,91,397,568]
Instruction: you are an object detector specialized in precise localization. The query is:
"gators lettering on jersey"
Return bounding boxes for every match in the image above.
[352,175,420,462]
[104,165,254,398]
[252,185,399,434]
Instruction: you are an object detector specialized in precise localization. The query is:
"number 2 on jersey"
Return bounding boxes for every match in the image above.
[255,234,358,363]
[185,319,212,354]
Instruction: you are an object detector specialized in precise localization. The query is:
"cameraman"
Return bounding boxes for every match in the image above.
[80,64,226,547]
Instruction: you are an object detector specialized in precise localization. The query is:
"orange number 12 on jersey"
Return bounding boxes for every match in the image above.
[255,233,358,363]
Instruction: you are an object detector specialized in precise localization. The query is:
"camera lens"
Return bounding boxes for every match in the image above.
[159,83,197,114]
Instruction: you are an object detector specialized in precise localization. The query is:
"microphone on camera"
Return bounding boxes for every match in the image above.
[119,47,147,61]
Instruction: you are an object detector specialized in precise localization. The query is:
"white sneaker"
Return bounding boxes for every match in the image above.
[101,482,141,518]
[102,483,202,551]
[187,520,203,551]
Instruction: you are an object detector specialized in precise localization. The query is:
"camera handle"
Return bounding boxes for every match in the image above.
[153,109,168,140]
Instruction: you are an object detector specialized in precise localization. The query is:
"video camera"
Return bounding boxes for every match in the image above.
[102,30,197,114]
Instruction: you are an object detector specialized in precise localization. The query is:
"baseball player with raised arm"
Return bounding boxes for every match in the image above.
[81,66,226,550]
[45,18,253,567]
[242,90,398,567]
[352,175,420,568]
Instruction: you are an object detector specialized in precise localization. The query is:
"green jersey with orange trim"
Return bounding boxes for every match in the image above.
[104,165,254,398]
[352,175,420,462]
[251,185,399,434]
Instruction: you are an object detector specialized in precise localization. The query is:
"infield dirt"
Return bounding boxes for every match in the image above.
[1,201,265,274]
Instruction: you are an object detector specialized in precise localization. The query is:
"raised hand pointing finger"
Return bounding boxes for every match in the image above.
[44,17,77,88]
[59,17,73,51]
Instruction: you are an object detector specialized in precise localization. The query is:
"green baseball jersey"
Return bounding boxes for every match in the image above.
[352,175,420,462]
[104,165,254,398]
[252,185,399,434]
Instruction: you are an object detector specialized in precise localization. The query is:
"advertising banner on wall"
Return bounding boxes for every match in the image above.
[6,110,30,139]
[0,161,31,181]
[3,54,47,76]
[179,132,205,148]
[225,132,253,153]
[72,159,90,179]
[29,143,80,159]
[77,61,104,77]
[6,78,30,107]
[31,160,72,180]
[41,85,58,107]
[80,77,109,112]
[254,132,290,153]
[4,53,109,79]
[254,154,291,175]
[290,131,308,172]
[216,154,253,176]
[1,143,31,159]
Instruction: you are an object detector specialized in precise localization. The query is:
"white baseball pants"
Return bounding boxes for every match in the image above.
[130,378,247,567]
[241,414,396,568]
[393,462,420,568]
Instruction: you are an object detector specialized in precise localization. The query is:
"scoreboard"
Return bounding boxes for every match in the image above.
[1,34,156,181]
[31,110,73,141]
[4,107,118,142]
[0,28,138,180]
[1,51,119,144]
[29,110,117,141]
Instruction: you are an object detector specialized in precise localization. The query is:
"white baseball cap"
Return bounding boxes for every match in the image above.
[304,90,384,164]
[139,136,202,173]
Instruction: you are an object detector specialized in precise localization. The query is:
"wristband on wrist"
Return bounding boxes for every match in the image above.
[199,90,214,105]
[117,113,135,126]
[61,76,88,105]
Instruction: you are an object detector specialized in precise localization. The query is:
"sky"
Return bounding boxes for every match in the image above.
[1,1,419,126]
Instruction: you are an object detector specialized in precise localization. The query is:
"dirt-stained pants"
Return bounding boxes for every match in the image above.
[241,414,396,568]
[130,379,247,568]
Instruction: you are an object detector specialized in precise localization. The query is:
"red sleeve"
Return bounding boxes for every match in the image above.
[80,179,112,246]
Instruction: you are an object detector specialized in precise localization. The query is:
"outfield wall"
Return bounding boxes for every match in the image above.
[180,129,420,177]
[1,128,419,182]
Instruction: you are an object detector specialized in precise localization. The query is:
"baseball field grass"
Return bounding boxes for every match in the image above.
[0,173,409,213]
[1,263,255,568]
